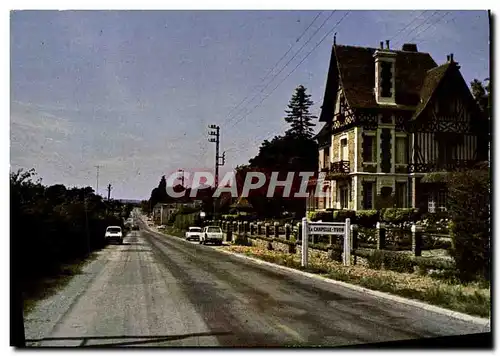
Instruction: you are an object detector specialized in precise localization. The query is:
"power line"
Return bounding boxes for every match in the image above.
[417,13,459,45]
[222,11,323,121]
[228,11,350,131]
[260,11,323,80]
[393,10,440,47]
[406,11,452,44]
[224,11,337,127]
[389,10,428,41]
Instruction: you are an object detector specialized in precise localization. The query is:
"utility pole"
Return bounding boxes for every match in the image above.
[107,183,112,201]
[94,165,102,196]
[208,125,225,219]
[178,169,184,188]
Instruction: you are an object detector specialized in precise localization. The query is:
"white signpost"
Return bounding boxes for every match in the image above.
[301,217,351,268]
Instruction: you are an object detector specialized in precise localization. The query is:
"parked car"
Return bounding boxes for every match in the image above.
[158,225,166,229]
[185,226,203,241]
[200,226,223,245]
[105,226,123,244]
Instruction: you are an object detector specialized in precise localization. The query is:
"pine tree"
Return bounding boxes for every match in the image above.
[284,85,317,139]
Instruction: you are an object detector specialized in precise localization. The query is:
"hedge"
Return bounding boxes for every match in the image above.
[381,208,421,225]
[447,168,490,282]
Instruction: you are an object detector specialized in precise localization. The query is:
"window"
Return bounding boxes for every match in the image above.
[380,61,393,98]
[340,138,348,161]
[395,136,408,164]
[339,185,349,209]
[362,135,375,163]
[428,190,447,213]
[437,190,447,212]
[324,147,330,168]
[438,140,453,167]
[395,182,407,208]
[363,181,374,209]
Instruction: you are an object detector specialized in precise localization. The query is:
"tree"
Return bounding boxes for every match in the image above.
[284,85,317,139]
[471,78,491,159]
[470,78,490,118]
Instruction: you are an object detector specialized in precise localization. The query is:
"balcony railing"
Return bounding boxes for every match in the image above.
[323,160,350,179]
[408,160,479,173]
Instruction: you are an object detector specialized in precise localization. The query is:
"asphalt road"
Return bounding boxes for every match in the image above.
[24,220,489,347]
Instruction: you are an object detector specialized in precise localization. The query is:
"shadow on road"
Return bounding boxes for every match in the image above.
[26,331,233,347]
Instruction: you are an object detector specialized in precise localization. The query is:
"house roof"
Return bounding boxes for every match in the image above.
[411,63,451,120]
[319,44,438,121]
[230,197,253,210]
[313,122,330,140]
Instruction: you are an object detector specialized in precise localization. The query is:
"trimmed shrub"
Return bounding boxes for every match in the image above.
[355,210,379,228]
[333,210,356,222]
[309,210,334,222]
[381,208,420,225]
[382,252,414,273]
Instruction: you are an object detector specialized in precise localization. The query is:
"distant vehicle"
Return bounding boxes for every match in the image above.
[200,226,223,245]
[158,225,166,229]
[105,226,123,244]
[185,227,202,241]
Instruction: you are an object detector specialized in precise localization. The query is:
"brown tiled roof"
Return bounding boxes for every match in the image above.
[411,63,451,120]
[319,44,438,121]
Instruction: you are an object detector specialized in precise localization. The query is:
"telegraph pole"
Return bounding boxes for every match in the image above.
[208,125,225,219]
[178,169,185,188]
[208,125,220,187]
[107,183,112,201]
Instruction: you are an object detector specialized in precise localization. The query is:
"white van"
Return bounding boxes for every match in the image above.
[105,226,123,244]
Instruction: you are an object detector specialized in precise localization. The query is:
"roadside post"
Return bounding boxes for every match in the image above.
[301,217,308,268]
[343,218,351,266]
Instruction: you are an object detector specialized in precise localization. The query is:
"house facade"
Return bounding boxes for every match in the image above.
[308,41,488,213]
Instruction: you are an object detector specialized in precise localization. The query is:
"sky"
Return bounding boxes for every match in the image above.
[10,10,490,200]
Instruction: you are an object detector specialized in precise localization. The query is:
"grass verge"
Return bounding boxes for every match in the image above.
[221,245,490,318]
[22,253,99,315]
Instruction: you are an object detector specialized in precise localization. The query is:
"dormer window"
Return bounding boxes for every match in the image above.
[373,46,396,105]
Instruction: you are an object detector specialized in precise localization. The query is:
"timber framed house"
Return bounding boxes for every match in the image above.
[308,40,489,213]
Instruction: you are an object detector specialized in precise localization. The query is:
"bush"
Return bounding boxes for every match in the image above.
[333,210,356,222]
[328,248,342,262]
[366,250,384,270]
[382,252,414,273]
[447,168,490,282]
[234,233,251,246]
[222,214,238,221]
[355,210,379,228]
[309,210,334,222]
[381,208,420,225]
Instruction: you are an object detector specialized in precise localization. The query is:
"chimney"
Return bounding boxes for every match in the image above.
[380,41,384,49]
[386,40,390,49]
[401,43,418,52]
[450,53,454,63]
[446,55,450,62]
